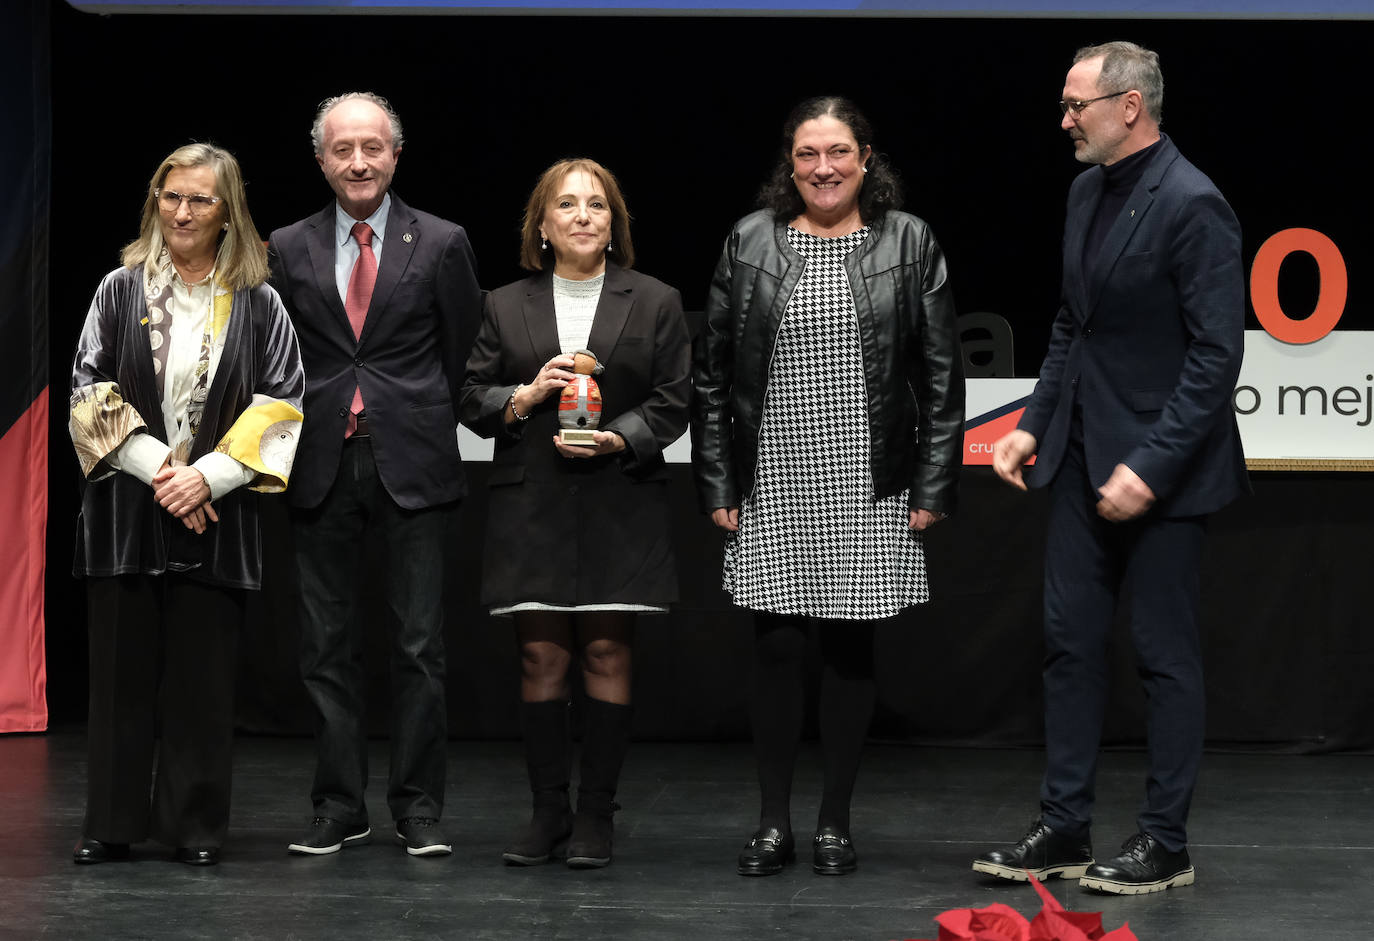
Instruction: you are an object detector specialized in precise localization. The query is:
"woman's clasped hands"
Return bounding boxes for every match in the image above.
[152,459,217,534]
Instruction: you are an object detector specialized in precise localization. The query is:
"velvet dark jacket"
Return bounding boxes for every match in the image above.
[691,209,965,516]
[267,193,482,510]
[458,264,690,607]
[70,266,306,590]
[1018,135,1249,517]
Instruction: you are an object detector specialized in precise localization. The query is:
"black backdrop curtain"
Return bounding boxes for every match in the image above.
[39,2,1374,751]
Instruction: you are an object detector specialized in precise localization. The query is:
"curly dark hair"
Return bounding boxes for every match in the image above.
[756,96,903,223]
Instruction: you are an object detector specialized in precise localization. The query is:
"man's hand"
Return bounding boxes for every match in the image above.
[992,429,1038,491]
[1096,463,1155,522]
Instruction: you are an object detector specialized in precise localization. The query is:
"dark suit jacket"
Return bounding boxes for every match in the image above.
[1019,135,1249,518]
[268,193,482,510]
[458,264,690,606]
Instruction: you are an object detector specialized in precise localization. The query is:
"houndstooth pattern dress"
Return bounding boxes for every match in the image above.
[723,226,928,619]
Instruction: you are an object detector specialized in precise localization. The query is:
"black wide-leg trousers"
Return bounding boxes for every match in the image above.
[83,573,244,849]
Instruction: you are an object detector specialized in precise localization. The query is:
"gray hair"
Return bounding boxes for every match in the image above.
[1074,41,1163,124]
[310,91,405,155]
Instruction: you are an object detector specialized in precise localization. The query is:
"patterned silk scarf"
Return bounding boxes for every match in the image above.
[143,251,232,463]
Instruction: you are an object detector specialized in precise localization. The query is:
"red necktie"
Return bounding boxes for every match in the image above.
[343,221,376,436]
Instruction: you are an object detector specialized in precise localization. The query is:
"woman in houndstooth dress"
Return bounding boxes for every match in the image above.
[692,97,965,877]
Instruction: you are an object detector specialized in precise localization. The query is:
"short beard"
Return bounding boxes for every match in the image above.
[1072,138,1111,165]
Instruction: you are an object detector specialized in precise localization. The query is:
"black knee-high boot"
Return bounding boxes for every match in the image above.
[503,699,574,865]
[566,697,631,868]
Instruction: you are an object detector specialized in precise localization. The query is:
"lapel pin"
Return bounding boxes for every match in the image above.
[1130,209,1136,218]
[403,232,413,243]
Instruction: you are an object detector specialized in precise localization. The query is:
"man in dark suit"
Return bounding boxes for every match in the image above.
[268,92,481,858]
[975,42,1248,894]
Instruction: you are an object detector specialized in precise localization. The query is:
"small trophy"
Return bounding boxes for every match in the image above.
[558,350,604,446]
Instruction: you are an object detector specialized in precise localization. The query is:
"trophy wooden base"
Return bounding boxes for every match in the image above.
[559,428,598,447]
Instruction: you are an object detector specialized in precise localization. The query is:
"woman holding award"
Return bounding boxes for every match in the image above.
[692,97,965,877]
[460,158,690,869]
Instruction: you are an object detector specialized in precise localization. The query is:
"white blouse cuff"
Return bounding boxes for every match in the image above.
[111,432,172,486]
[193,451,257,500]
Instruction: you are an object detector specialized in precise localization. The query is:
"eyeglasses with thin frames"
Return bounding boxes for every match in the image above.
[1059,90,1129,117]
[155,189,222,216]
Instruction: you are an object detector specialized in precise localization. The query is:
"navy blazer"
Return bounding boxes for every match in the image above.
[268,193,482,510]
[1018,135,1250,518]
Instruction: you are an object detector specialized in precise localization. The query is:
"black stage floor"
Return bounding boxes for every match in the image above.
[2,732,1370,940]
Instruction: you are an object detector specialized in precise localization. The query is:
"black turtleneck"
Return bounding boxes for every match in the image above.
[1082,135,1164,276]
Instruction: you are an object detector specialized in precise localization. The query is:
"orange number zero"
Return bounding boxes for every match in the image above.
[1250,227,1347,344]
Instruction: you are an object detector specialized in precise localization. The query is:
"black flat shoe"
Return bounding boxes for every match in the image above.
[737,826,795,876]
[812,825,857,875]
[174,847,220,866]
[73,837,130,864]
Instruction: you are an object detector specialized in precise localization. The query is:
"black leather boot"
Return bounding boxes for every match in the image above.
[566,698,631,869]
[502,700,574,865]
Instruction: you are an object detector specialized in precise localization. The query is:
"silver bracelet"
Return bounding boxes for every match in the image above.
[509,384,531,421]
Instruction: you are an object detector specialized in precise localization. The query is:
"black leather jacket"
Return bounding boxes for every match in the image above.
[691,209,965,515]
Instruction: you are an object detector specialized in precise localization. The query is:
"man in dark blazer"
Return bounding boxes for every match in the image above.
[975,42,1248,894]
[267,92,481,858]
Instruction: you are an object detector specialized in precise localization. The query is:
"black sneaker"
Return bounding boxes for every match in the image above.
[395,817,452,857]
[1080,832,1194,895]
[287,817,371,855]
[972,817,1093,881]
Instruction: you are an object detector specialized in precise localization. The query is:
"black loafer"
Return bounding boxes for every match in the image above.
[1080,832,1194,895]
[737,826,795,876]
[73,836,130,864]
[972,817,1093,882]
[174,847,220,866]
[812,825,857,875]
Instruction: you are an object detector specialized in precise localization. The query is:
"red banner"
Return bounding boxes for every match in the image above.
[0,391,48,732]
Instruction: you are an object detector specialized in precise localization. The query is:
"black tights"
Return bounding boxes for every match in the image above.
[750,613,877,835]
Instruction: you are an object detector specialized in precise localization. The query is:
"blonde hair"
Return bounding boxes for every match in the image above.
[519,158,634,272]
[121,142,268,290]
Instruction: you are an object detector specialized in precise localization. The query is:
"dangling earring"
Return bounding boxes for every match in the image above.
[222,221,230,230]
[540,235,548,250]
[606,239,614,254]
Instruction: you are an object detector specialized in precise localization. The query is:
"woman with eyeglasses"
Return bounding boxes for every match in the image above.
[692,97,965,877]
[68,142,304,866]
[459,158,690,869]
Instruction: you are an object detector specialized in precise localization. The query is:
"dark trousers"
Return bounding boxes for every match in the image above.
[1040,441,1206,852]
[292,438,453,826]
[83,573,243,849]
